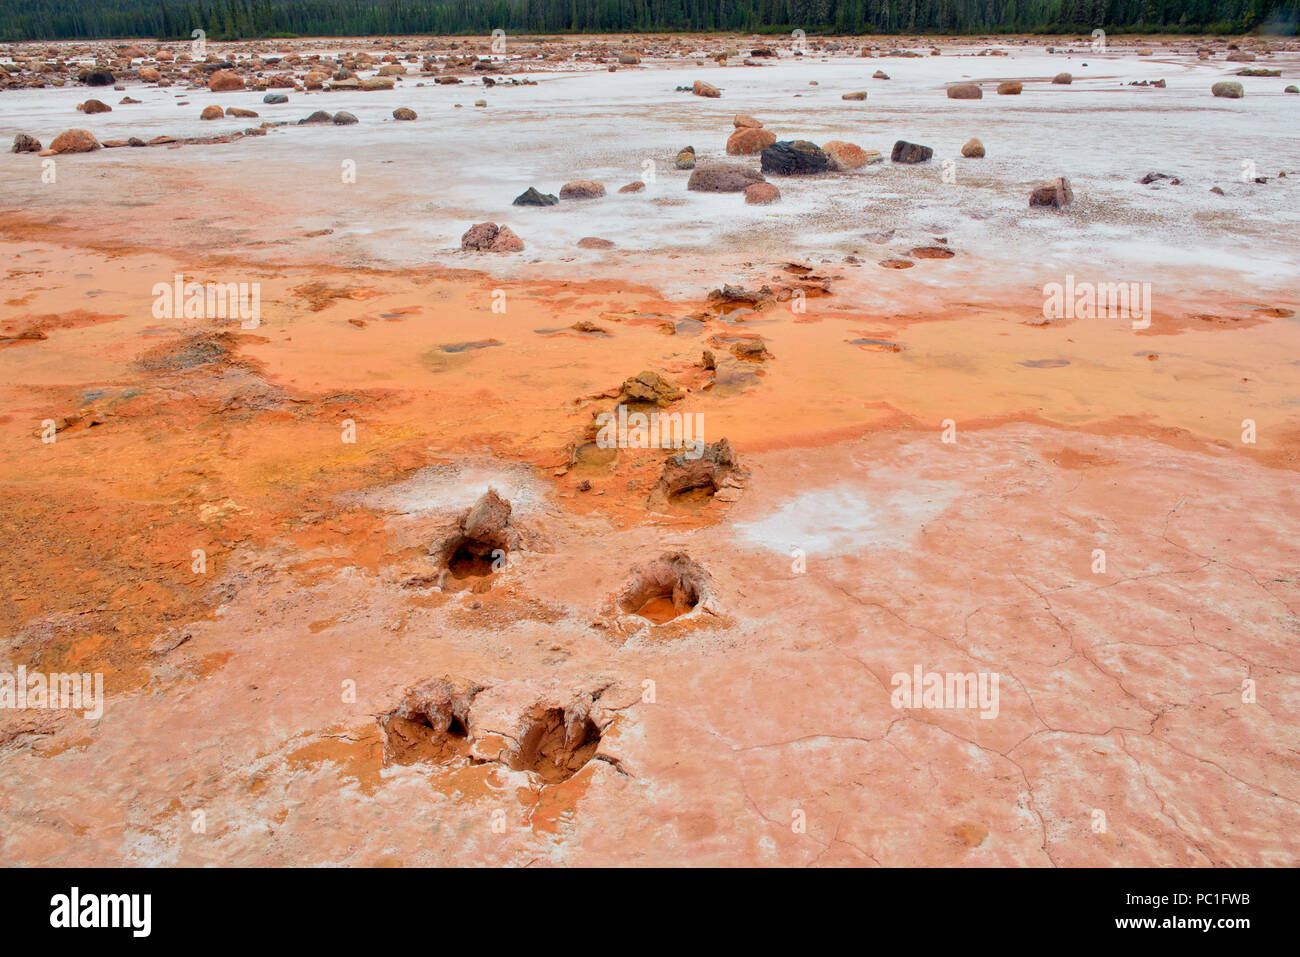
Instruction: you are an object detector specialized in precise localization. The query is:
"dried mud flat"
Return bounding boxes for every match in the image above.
[0,32,1298,868]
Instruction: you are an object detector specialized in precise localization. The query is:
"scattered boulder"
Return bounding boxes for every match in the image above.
[873,70,890,79]
[726,126,776,154]
[227,107,258,118]
[947,83,982,99]
[1286,86,1299,94]
[1139,171,1181,185]
[687,164,765,192]
[1052,72,1072,84]
[79,99,111,113]
[891,140,933,163]
[513,186,558,206]
[11,133,41,153]
[618,52,640,65]
[961,137,985,158]
[263,93,289,104]
[332,111,359,125]
[1226,50,1257,62]
[298,110,333,124]
[1212,81,1244,99]
[744,182,781,204]
[842,91,867,100]
[1029,177,1073,208]
[761,140,830,175]
[618,181,646,193]
[461,222,525,252]
[822,141,873,170]
[200,105,225,120]
[208,69,244,92]
[996,81,1023,95]
[733,114,762,128]
[392,107,417,120]
[48,129,101,153]
[560,180,606,200]
[675,146,696,169]
[692,80,721,97]
[360,77,396,91]
[79,68,114,86]
[577,237,615,249]
[137,66,161,83]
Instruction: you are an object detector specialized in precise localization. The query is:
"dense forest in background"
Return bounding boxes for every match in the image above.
[0,0,1296,42]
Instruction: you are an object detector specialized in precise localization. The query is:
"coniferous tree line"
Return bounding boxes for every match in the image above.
[0,0,1295,42]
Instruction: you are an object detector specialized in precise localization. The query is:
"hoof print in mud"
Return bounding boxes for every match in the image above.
[648,437,747,508]
[433,488,520,590]
[616,552,715,626]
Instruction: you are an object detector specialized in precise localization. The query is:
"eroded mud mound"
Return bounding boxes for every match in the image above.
[506,707,602,784]
[379,676,485,766]
[433,488,520,588]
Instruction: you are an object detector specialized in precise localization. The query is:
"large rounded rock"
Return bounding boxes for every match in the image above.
[1052,72,1073,84]
[822,141,871,170]
[560,180,606,200]
[11,133,42,153]
[687,164,765,192]
[1212,81,1244,98]
[49,129,102,153]
[208,69,244,92]
[298,110,333,124]
[138,66,161,83]
[961,137,985,158]
[692,80,721,97]
[744,182,781,205]
[733,114,762,128]
[760,140,830,175]
[947,83,983,99]
[891,140,933,164]
[841,91,867,100]
[726,127,776,154]
[675,146,696,169]
[996,81,1023,95]
[1030,177,1073,208]
[79,99,111,114]
[393,107,417,120]
[263,93,289,104]
[200,104,225,120]
[461,222,524,252]
[79,68,114,86]
[332,111,359,125]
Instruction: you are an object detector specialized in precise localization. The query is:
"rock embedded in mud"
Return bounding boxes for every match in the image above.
[11,133,41,153]
[298,110,333,124]
[692,79,721,97]
[675,146,696,169]
[332,111,359,125]
[577,237,615,249]
[560,179,606,200]
[618,370,683,407]
[1052,72,1073,84]
[1030,176,1074,209]
[962,137,985,158]
[78,98,111,113]
[687,163,765,192]
[460,221,524,252]
[200,105,224,120]
[997,81,1023,95]
[761,140,831,175]
[263,93,289,104]
[79,68,114,86]
[648,438,747,507]
[842,90,867,100]
[618,181,645,193]
[1212,81,1244,99]
[513,186,558,206]
[733,113,762,128]
[947,83,983,99]
[744,182,781,204]
[228,107,258,118]
[48,129,101,153]
[392,107,417,120]
[726,126,776,155]
[891,140,933,163]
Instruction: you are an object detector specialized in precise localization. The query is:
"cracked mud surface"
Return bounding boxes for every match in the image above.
[1,37,1298,867]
